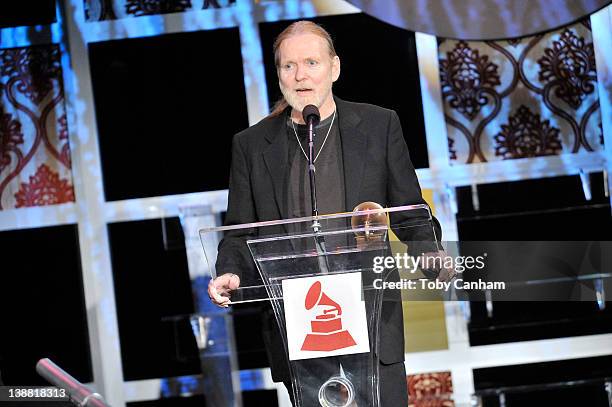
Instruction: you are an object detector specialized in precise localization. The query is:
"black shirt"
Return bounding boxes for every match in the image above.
[285,110,345,222]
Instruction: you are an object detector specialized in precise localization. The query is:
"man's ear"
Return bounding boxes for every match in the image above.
[332,56,340,82]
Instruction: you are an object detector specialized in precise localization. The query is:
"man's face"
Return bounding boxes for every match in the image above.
[277,33,340,114]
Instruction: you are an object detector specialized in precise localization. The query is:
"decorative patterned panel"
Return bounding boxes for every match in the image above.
[0,44,74,210]
[84,0,236,21]
[408,371,454,407]
[438,20,603,164]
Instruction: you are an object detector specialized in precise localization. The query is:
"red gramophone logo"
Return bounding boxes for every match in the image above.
[301,281,357,352]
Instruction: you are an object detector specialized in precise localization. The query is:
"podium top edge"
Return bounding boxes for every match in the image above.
[198,204,431,234]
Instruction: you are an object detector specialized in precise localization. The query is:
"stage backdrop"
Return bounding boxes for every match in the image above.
[346,0,612,40]
[438,19,603,164]
[0,44,75,210]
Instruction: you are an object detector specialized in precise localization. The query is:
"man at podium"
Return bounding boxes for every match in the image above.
[208,20,449,406]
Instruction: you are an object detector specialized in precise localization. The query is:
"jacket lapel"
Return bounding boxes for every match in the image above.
[262,112,289,219]
[336,98,367,211]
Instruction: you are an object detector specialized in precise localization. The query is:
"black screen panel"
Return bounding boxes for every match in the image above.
[89,28,248,201]
[0,224,91,385]
[0,0,56,28]
[456,173,612,240]
[474,356,612,407]
[108,217,199,380]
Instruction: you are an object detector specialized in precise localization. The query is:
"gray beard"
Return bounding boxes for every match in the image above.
[280,87,329,114]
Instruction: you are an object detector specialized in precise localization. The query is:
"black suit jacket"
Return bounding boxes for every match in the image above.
[216,97,441,381]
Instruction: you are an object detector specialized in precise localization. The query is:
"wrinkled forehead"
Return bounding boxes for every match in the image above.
[277,33,331,63]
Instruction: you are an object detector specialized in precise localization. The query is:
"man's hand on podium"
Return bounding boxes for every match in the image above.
[422,250,457,282]
[208,273,240,307]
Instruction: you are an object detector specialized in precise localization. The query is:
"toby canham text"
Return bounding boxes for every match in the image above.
[373,278,506,291]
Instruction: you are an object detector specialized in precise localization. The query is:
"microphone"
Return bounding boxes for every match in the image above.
[302,104,320,126]
[301,105,321,228]
[36,358,110,407]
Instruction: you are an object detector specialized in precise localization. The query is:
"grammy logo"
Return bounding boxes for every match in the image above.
[301,281,357,352]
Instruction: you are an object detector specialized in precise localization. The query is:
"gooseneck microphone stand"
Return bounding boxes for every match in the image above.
[303,104,321,233]
[302,105,331,275]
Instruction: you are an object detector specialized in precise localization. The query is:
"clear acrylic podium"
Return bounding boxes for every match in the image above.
[199,204,439,407]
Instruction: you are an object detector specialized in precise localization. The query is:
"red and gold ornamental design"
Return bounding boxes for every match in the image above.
[14,164,75,208]
[438,19,602,164]
[408,371,454,407]
[0,44,75,210]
